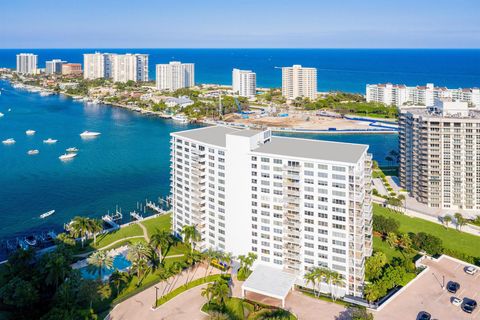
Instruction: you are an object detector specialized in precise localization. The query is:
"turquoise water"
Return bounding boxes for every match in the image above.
[0,80,397,241]
[80,253,131,280]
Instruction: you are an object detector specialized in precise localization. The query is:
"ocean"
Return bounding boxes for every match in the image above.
[1,49,480,92]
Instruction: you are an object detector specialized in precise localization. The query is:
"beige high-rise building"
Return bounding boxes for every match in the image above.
[156,61,195,91]
[16,53,38,74]
[112,54,149,83]
[399,99,480,210]
[282,65,317,100]
[232,68,256,98]
[83,52,113,80]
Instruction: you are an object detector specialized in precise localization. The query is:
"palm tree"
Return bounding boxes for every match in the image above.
[43,252,69,289]
[130,257,149,286]
[181,225,201,252]
[208,311,229,320]
[443,215,452,229]
[211,279,230,306]
[87,251,113,280]
[184,251,202,284]
[386,232,398,248]
[204,248,219,277]
[89,219,103,246]
[127,242,150,285]
[150,229,174,263]
[70,216,91,248]
[222,252,234,274]
[454,212,465,230]
[201,282,215,303]
[397,233,413,255]
[304,269,318,297]
[109,270,129,295]
[329,271,344,301]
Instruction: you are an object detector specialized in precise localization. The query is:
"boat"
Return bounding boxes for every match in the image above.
[43,138,58,144]
[66,147,79,152]
[59,153,77,161]
[0,112,4,117]
[2,138,15,145]
[40,210,55,219]
[27,149,39,155]
[24,235,37,247]
[80,131,101,137]
[26,129,36,135]
[172,115,190,123]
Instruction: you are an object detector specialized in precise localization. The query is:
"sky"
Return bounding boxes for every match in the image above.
[1,0,480,48]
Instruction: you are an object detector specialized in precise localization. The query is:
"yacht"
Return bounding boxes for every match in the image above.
[0,112,4,117]
[2,138,15,145]
[40,210,55,219]
[66,147,79,152]
[43,138,58,144]
[27,149,39,155]
[59,153,77,161]
[172,115,189,123]
[24,235,37,247]
[80,131,101,137]
[26,129,36,135]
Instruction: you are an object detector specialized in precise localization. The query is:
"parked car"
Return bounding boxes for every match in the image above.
[417,311,431,320]
[461,299,477,313]
[465,266,478,275]
[447,281,460,293]
[452,297,463,306]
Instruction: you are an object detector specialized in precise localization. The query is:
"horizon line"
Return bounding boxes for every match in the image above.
[1,47,480,50]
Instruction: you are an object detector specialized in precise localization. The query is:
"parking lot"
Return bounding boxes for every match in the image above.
[375,255,480,320]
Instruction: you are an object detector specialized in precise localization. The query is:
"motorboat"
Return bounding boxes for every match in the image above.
[59,153,77,161]
[27,149,39,155]
[26,129,36,135]
[0,112,4,117]
[2,138,15,144]
[24,235,37,247]
[40,210,55,219]
[43,138,58,144]
[80,131,101,137]
[172,115,189,123]
[66,147,79,152]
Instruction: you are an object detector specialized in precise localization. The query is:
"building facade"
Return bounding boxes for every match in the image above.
[45,59,65,75]
[83,52,113,80]
[399,99,480,210]
[170,126,373,297]
[16,53,38,74]
[61,63,82,76]
[112,54,149,83]
[367,83,480,108]
[232,68,256,98]
[282,65,317,101]
[156,61,195,91]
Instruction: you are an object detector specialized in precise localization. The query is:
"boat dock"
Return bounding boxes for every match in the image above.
[130,210,144,221]
[145,200,165,213]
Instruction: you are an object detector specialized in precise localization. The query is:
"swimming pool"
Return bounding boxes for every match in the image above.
[80,253,131,281]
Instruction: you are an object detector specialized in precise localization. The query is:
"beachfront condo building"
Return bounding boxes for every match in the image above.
[156,61,195,91]
[83,52,114,80]
[367,83,480,108]
[45,59,65,75]
[232,68,257,98]
[170,126,373,297]
[111,54,149,83]
[399,99,480,211]
[282,65,317,101]
[61,63,83,76]
[16,53,38,74]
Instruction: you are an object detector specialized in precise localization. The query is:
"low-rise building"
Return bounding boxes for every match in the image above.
[165,96,194,108]
[46,59,65,75]
[62,63,82,76]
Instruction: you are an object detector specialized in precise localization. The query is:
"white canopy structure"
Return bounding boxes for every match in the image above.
[241,265,297,307]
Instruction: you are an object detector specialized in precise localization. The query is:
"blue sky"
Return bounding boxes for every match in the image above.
[1,0,480,48]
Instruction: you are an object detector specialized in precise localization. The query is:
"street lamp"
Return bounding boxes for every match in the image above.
[154,286,160,308]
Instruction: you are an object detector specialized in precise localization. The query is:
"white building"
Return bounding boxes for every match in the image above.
[156,61,195,91]
[282,65,317,101]
[16,53,38,74]
[232,68,256,98]
[165,96,194,109]
[111,54,149,83]
[170,126,373,297]
[83,52,113,80]
[367,83,480,108]
[45,59,65,75]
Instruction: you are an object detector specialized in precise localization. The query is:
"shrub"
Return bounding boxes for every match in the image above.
[373,215,400,235]
[412,232,443,256]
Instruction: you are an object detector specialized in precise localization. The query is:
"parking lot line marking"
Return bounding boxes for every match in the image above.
[454,263,462,271]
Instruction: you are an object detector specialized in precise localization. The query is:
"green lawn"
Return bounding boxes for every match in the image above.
[373,236,404,262]
[142,213,172,237]
[374,203,480,258]
[93,224,144,248]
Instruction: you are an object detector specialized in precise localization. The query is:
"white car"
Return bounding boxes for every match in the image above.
[465,266,478,275]
[452,297,463,307]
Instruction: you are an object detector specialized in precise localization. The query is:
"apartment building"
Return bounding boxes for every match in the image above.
[83,52,113,80]
[45,59,65,75]
[399,99,480,210]
[367,83,480,108]
[156,61,195,91]
[282,65,317,100]
[61,63,82,76]
[16,53,38,74]
[112,54,149,83]
[170,126,373,297]
[232,68,256,98]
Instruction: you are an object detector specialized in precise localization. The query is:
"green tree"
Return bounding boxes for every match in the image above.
[454,212,466,230]
[70,216,92,248]
[0,277,39,308]
[149,229,174,263]
[87,251,113,280]
[412,232,443,255]
[211,279,230,306]
[373,215,400,235]
[42,251,71,289]
[350,306,374,320]
[386,232,398,249]
[365,252,387,281]
[181,225,201,252]
[89,219,103,246]
[109,270,129,296]
[443,215,452,229]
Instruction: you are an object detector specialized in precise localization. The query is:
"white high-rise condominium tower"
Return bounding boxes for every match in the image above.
[83,52,114,80]
[282,65,317,100]
[45,59,65,75]
[112,54,149,83]
[156,61,195,91]
[170,126,373,297]
[232,68,256,98]
[16,53,38,74]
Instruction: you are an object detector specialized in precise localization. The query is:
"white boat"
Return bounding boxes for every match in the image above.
[24,235,37,246]
[66,147,79,152]
[0,112,4,117]
[40,210,55,219]
[59,153,77,161]
[26,129,36,135]
[43,138,58,144]
[80,131,101,137]
[2,138,15,145]
[172,115,189,123]
[27,149,39,155]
